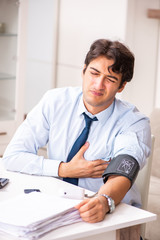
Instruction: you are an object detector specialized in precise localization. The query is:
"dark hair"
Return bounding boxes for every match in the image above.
[84,39,135,87]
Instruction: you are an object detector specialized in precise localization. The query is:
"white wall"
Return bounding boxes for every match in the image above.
[56,0,128,88]
[123,0,160,116]
[24,0,160,118]
[25,0,58,113]
[155,22,160,108]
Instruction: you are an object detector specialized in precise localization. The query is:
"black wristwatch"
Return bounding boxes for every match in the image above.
[99,194,115,213]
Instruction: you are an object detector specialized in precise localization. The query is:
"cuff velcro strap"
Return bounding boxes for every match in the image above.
[102,154,140,186]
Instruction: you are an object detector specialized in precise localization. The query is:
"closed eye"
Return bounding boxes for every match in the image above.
[89,67,119,83]
[106,77,116,83]
[90,71,99,76]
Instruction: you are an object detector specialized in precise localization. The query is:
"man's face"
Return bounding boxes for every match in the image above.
[82,56,126,115]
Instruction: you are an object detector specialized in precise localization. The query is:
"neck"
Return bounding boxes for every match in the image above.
[83,101,114,115]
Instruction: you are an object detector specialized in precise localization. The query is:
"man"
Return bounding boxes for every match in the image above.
[2,39,151,224]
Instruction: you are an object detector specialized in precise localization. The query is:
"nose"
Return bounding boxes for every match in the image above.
[93,76,105,90]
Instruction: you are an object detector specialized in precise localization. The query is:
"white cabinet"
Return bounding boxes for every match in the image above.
[0,0,27,156]
[0,0,18,121]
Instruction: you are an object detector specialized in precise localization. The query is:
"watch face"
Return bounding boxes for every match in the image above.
[107,197,115,213]
[110,199,115,213]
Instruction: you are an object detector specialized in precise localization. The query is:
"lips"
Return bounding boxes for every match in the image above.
[90,90,103,96]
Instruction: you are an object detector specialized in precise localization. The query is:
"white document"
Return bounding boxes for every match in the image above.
[0,192,82,239]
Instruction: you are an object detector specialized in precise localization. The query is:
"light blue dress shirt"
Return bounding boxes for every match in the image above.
[3,87,151,207]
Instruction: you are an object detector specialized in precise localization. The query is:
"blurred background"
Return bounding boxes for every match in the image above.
[22,0,160,116]
[0,0,160,239]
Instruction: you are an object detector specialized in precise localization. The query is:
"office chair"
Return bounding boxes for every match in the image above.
[135,135,155,238]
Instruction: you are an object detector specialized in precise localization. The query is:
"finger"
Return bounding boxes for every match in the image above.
[94,163,108,171]
[91,172,105,178]
[78,162,108,178]
[76,142,90,157]
[74,199,90,210]
[75,199,98,222]
[81,213,101,223]
[78,199,105,223]
[83,212,105,223]
[78,197,98,214]
[88,164,108,177]
[90,166,109,178]
[92,159,110,166]
[80,209,97,222]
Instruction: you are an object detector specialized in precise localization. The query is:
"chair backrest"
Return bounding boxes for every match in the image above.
[135,135,155,239]
[135,135,155,210]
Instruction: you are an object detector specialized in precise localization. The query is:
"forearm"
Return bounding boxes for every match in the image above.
[2,114,53,175]
[98,175,131,206]
[3,151,61,177]
[75,175,131,223]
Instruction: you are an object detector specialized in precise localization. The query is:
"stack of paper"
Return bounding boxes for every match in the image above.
[0,192,82,239]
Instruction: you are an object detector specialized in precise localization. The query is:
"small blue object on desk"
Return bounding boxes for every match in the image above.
[24,189,41,194]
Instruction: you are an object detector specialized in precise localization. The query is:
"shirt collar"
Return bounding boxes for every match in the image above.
[77,95,114,125]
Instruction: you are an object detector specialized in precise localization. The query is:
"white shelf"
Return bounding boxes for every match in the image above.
[0,96,16,121]
[0,108,15,120]
[0,73,16,80]
[0,33,17,37]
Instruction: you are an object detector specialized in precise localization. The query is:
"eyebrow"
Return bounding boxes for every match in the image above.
[90,67,119,81]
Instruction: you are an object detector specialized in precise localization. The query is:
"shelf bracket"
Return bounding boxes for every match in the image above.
[147,9,160,19]
[0,132,7,136]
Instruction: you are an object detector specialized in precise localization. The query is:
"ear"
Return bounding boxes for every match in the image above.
[118,81,127,93]
[82,64,87,76]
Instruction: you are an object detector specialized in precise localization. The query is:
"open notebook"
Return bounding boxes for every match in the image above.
[0,192,82,239]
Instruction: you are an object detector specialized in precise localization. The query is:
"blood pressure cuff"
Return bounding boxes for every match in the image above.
[102,154,140,187]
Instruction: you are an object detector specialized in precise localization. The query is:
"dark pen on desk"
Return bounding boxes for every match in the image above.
[24,189,41,194]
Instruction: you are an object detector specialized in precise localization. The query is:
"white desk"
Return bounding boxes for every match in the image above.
[0,161,157,240]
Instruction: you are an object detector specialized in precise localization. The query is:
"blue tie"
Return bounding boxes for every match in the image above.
[63,113,98,185]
